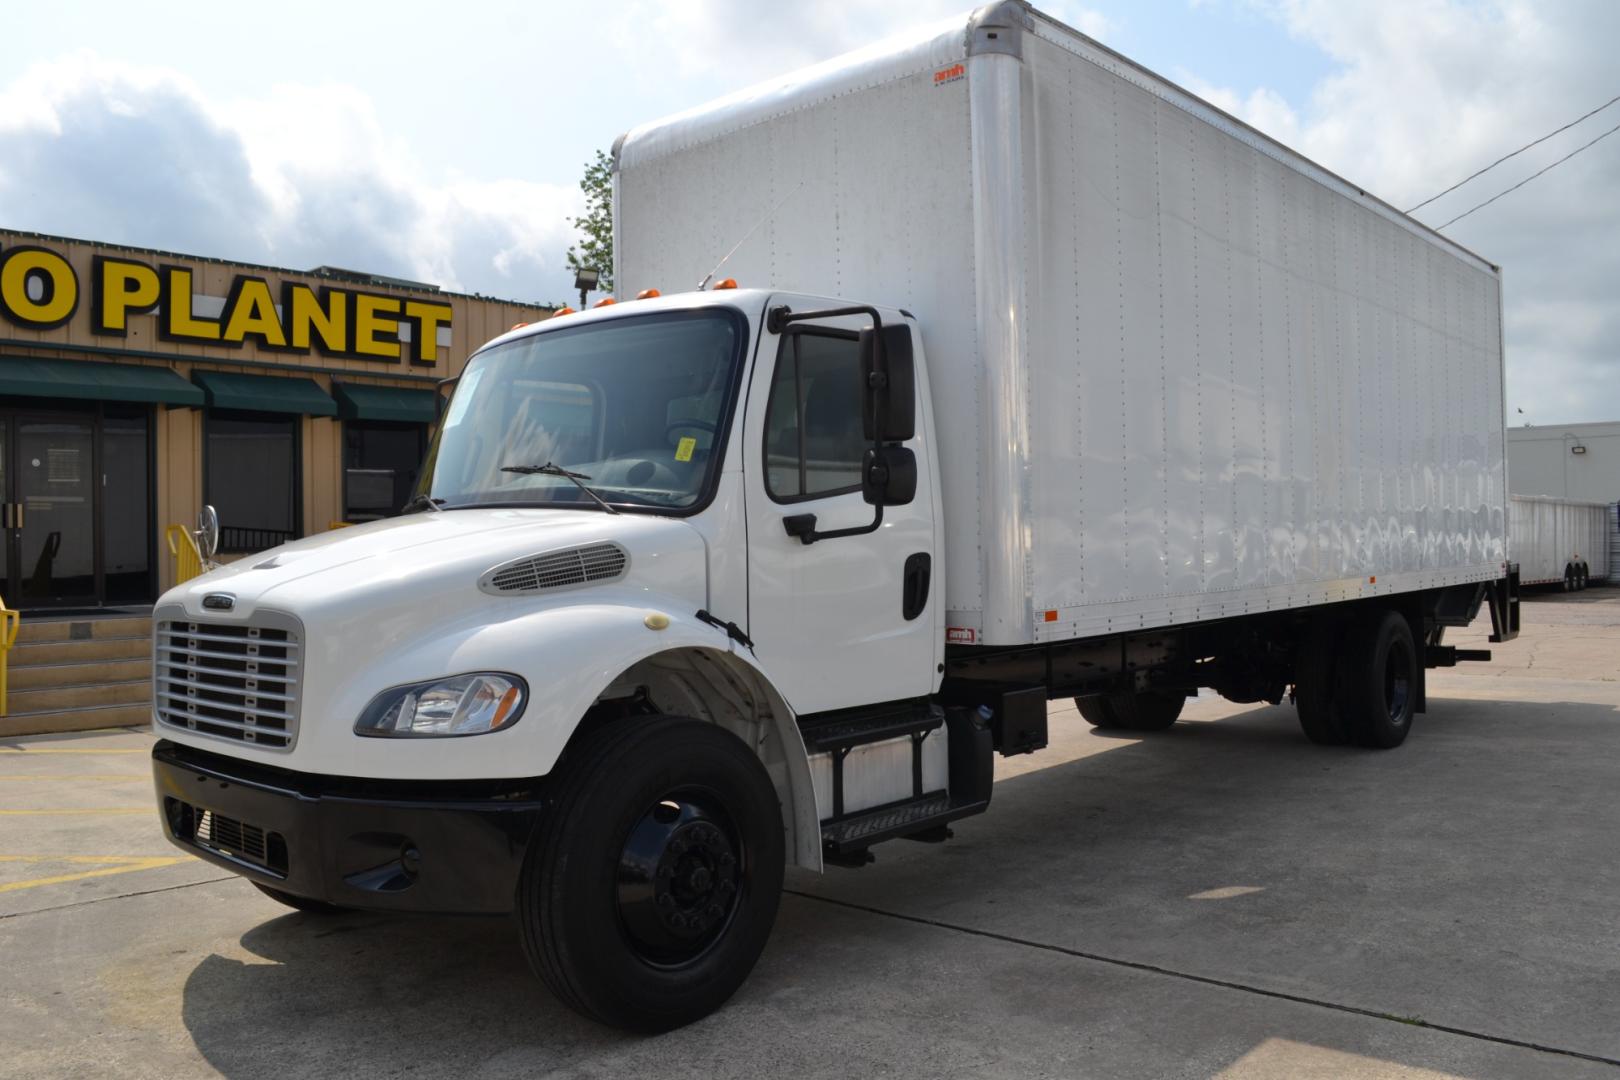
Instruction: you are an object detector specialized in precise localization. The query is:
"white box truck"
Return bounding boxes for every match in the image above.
[151,2,1521,1031]
[1509,494,1609,588]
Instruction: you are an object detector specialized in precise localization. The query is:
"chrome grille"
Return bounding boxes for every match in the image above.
[154,614,302,750]
[480,542,628,595]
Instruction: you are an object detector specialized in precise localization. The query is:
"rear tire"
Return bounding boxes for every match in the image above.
[1078,690,1184,731]
[517,715,784,1032]
[1336,609,1418,749]
[252,883,349,914]
[1295,617,1348,745]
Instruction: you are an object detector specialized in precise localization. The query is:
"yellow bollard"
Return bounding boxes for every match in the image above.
[165,524,204,585]
[0,597,17,717]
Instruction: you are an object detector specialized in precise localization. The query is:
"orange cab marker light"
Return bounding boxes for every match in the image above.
[550,306,575,318]
[1043,610,1059,622]
[509,321,529,331]
[593,297,616,308]
[1369,576,1376,584]
[715,278,738,290]
[636,288,661,300]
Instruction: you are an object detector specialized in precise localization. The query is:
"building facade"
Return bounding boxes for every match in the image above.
[0,228,550,608]
[1508,421,1620,502]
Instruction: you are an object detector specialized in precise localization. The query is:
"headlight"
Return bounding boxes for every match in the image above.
[355,673,527,738]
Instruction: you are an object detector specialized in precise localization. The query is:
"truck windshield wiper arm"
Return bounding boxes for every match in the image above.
[404,493,445,513]
[500,462,621,515]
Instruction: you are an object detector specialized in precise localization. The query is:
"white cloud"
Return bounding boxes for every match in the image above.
[0,52,581,303]
[1196,0,1620,424]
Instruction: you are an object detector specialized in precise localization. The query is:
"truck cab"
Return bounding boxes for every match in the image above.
[152,288,970,1031]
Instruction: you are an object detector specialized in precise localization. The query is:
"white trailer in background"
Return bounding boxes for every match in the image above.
[151,1,1523,1032]
[1510,495,1611,588]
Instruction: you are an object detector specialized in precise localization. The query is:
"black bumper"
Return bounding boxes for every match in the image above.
[152,740,546,915]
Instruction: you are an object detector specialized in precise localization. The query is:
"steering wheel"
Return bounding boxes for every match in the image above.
[665,419,717,442]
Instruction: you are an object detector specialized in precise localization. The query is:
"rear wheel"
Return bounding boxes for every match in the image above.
[1336,609,1418,749]
[517,715,784,1032]
[1077,690,1184,731]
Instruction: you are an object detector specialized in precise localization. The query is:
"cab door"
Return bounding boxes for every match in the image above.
[742,297,939,715]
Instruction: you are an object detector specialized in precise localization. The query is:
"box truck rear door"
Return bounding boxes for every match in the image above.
[742,300,938,714]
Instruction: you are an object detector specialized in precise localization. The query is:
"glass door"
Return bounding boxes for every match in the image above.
[11,414,99,607]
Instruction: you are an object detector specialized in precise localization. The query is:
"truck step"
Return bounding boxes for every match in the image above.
[820,790,990,864]
[799,699,941,754]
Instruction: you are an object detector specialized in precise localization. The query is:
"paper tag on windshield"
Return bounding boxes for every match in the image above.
[675,436,697,462]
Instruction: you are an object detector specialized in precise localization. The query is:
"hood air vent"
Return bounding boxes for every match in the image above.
[479,542,629,596]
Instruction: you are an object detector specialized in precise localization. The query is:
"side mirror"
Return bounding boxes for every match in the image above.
[859,324,915,443]
[196,504,220,558]
[862,446,917,506]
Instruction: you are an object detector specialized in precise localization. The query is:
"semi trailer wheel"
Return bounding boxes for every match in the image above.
[1335,609,1417,749]
[252,883,350,914]
[1076,690,1185,731]
[1294,617,1348,745]
[517,715,784,1032]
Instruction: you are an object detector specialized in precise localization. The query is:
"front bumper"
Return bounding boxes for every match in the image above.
[152,740,546,914]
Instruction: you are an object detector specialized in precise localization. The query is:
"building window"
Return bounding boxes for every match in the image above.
[343,420,427,522]
[206,410,299,552]
[763,332,867,501]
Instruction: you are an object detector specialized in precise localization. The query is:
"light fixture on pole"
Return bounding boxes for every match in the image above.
[574,267,600,311]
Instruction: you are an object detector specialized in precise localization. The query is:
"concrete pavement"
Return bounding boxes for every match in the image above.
[2,587,1618,1078]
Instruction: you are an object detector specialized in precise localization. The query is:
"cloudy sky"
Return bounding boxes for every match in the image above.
[2,0,1615,422]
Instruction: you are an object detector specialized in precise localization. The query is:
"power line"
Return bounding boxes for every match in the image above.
[1433,118,1620,230]
[1406,92,1620,212]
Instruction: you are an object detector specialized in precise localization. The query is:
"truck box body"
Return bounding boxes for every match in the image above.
[616,2,1509,646]
[1510,494,1611,585]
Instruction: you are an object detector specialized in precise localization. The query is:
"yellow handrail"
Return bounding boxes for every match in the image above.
[166,524,205,585]
[0,594,18,717]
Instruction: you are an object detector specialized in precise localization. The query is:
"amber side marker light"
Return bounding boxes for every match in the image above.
[550,306,575,318]
[714,278,738,290]
[593,297,616,308]
[636,288,661,300]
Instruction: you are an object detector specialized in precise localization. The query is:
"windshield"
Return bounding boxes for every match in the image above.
[419,309,744,512]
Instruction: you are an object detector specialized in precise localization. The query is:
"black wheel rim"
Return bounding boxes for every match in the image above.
[616,788,744,967]
[1384,638,1413,725]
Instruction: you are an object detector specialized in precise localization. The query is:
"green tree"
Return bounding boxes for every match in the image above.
[565,150,613,296]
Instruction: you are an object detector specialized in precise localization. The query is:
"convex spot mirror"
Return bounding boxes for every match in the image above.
[862,445,917,507]
[859,324,915,443]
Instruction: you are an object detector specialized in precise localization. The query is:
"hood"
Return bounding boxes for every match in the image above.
[162,508,710,623]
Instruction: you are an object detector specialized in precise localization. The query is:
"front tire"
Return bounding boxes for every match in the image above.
[518,715,784,1032]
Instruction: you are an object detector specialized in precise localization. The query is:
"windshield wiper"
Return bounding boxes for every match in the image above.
[500,462,621,515]
[404,493,445,513]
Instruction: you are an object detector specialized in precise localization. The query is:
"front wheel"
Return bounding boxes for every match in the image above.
[517,715,784,1032]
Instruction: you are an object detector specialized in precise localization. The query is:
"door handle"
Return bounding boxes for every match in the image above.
[13,503,21,530]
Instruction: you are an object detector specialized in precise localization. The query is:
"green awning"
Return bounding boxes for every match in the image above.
[0,355,204,407]
[332,382,436,424]
[193,370,337,416]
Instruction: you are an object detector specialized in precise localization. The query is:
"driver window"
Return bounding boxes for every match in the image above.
[764,332,865,501]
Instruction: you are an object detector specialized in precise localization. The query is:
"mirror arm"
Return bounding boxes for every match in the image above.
[782,505,884,546]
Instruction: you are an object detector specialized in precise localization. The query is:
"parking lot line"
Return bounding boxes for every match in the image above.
[0,808,149,815]
[0,748,148,754]
[0,775,140,782]
[0,855,190,895]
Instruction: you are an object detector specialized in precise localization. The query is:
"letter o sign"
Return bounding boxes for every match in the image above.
[0,246,79,329]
